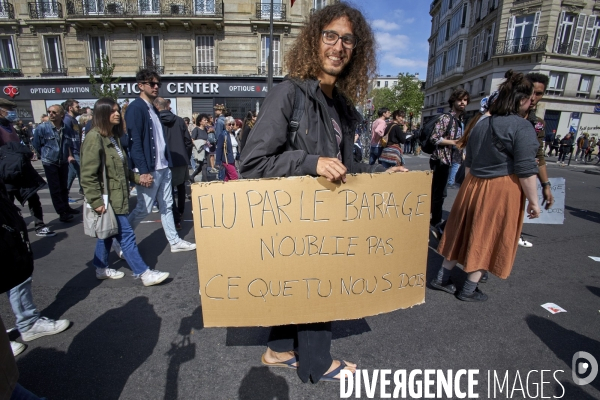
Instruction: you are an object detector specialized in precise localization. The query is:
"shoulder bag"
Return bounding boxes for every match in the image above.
[83,136,119,239]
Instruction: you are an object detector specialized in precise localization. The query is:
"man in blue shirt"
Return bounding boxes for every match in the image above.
[32,104,78,222]
[122,69,196,254]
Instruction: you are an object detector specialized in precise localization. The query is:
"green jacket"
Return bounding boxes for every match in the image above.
[80,128,139,215]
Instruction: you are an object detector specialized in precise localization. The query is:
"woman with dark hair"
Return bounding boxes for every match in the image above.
[189,113,209,182]
[378,109,407,168]
[239,110,257,153]
[80,97,169,286]
[430,70,541,302]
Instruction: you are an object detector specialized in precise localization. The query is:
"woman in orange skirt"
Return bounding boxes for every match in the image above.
[430,70,541,302]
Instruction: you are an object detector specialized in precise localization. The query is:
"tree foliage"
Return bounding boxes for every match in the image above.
[89,55,121,101]
[371,73,424,118]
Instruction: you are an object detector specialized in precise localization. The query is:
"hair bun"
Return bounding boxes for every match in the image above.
[504,69,514,79]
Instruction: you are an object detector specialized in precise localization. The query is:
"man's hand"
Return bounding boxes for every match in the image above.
[95,205,105,214]
[542,186,554,210]
[527,202,540,219]
[386,166,409,173]
[68,155,75,163]
[139,173,153,188]
[316,157,347,183]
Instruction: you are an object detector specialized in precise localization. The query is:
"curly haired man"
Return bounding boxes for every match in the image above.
[240,3,407,384]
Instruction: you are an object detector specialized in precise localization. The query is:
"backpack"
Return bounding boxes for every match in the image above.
[0,177,34,293]
[418,113,455,154]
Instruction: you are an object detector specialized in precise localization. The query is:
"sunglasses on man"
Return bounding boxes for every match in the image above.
[142,81,162,88]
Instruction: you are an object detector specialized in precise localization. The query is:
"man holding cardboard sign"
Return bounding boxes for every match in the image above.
[240,3,407,384]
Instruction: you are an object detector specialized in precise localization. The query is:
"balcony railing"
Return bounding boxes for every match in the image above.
[141,64,164,74]
[28,1,62,18]
[555,42,573,55]
[586,47,600,58]
[192,65,218,74]
[255,2,286,20]
[0,68,22,77]
[65,0,223,17]
[493,35,548,56]
[0,1,15,19]
[430,0,440,12]
[41,67,68,76]
[257,66,282,76]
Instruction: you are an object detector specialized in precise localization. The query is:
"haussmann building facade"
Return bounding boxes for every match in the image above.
[423,0,600,137]
[0,0,338,122]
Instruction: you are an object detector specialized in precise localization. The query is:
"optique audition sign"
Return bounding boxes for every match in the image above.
[191,172,432,327]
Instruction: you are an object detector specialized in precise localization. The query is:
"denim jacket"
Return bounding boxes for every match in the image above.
[32,122,74,166]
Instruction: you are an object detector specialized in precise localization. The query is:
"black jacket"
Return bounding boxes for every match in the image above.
[159,110,193,168]
[240,78,384,178]
[0,141,46,204]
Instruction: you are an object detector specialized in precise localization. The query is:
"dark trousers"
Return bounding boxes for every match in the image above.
[67,153,82,194]
[268,322,333,383]
[190,160,207,182]
[43,163,70,215]
[172,183,186,224]
[430,159,450,226]
[9,191,44,229]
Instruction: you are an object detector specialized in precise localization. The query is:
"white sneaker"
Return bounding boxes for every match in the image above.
[140,269,170,287]
[518,237,533,248]
[170,239,196,253]
[113,241,125,259]
[130,187,137,196]
[35,227,56,237]
[20,317,70,342]
[96,267,125,280]
[10,341,26,356]
[152,205,159,213]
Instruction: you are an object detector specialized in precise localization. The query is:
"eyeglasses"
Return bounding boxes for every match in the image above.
[142,81,162,88]
[47,110,59,114]
[226,123,235,126]
[322,30,358,49]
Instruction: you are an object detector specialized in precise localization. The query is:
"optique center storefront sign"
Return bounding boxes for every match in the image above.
[1,78,275,100]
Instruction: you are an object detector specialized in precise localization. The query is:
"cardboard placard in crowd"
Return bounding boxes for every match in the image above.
[523,177,566,224]
[191,172,432,327]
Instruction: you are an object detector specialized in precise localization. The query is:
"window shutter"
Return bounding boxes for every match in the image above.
[554,11,566,52]
[507,15,515,40]
[481,0,488,19]
[581,15,596,57]
[571,13,587,55]
[532,11,541,37]
[478,32,484,62]
[489,22,496,56]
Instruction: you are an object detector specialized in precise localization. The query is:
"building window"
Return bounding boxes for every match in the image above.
[44,36,63,71]
[376,81,380,87]
[555,12,578,54]
[445,20,450,40]
[261,35,280,74]
[139,0,159,14]
[582,16,600,57]
[547,72,566,96]
[196,36,214,66]
[384,81,388,88]
[475,0,482,20]
[471,34,479,67]
[480,76,486,95]
[461,3,468,27]
[393,81,397,86]
[313,0,326,10]
[143,35,160,67]
[0,37,17,69]
[195,0,216,15]
[260,0,283,20]
[89,36,106,68]
[83,0,104,14]
[577,75,592,98]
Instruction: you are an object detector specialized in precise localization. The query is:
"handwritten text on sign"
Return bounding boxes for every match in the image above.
[191,172,432,327]
[524,177,566,224]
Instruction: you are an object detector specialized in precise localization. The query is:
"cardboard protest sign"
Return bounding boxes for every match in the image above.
[191,172,431,327]
[523,177,566,224]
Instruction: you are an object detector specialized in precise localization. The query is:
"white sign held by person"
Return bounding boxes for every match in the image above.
[523,178,565,224]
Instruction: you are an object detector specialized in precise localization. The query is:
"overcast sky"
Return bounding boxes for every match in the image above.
[356,0,431,79]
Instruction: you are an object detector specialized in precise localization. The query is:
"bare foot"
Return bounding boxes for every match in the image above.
[262,348,298,368]
[324,360,357,379]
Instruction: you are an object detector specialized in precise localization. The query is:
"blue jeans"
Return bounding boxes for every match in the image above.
[95,214,149,275]
[127,168,180,245]
[7,277,40,332]
[67,153,81,193]
[369,146,383,165]
[447,162,461,185]
[379,160,396,169]
[10,383,46,400]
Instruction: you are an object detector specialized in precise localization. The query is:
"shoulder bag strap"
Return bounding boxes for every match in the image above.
[489,116,513,159]
[97,133,109,197]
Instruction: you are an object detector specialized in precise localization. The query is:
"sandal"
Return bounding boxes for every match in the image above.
[320,360,355,382]
[261,353,298,369]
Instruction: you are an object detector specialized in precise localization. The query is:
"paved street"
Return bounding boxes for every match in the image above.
[1,157,599,400]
